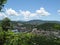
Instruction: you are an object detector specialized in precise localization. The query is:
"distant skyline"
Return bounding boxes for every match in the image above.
[0,0,60,21]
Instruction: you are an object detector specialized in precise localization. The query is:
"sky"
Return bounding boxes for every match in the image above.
[0,0,60,21]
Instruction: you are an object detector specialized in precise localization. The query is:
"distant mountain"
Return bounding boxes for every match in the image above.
[24,20,60,25]
[0,20,60,25]
[0,19,60,30]
[25,20,46,25]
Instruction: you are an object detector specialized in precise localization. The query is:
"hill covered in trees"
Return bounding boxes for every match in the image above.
[36,23,60,31]
[0,18,60,45]
[10,20,60,31]
[0,19,60,31]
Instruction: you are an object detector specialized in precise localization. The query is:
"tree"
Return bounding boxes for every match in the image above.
[0,0,7,11]
[1,17,11,31]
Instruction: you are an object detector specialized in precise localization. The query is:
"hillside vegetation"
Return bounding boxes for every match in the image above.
[0,18,60,45]
[36,23,60,31]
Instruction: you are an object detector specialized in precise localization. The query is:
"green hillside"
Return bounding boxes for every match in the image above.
[36,23,60,31]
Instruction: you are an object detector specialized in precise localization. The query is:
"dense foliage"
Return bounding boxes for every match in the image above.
[0,0,7,11]
[36,23,60,31]
[0,30,60,45]
[1,18,12,31]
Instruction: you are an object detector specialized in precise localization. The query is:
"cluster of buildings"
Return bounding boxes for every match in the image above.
[11,23,60,38]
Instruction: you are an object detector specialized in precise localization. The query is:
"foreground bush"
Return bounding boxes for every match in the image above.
[0,30,60,45]
[4,31,60,45]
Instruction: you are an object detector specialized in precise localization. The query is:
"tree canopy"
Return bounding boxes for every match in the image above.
[0,0,7,11]
[1,17,11,31]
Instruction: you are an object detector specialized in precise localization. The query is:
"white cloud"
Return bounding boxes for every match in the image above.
[19,7,50,20]
[36,7,50,16]
[0,7,50,21]
[57,10,60,14]
[57,10,60,12]
[20,10,31,20]
[30,13,37,17]
[0,13,3,16]
[0,12,7,17]
[6,8,19,16]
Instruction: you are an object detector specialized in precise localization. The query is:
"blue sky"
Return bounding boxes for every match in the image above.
[0,0,60,21]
